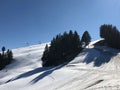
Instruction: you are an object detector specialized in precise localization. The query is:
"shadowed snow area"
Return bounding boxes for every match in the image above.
[0,42,120,90]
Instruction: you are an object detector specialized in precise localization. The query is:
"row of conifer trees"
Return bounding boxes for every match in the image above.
[2,24,119,68]
[42,30,91,67]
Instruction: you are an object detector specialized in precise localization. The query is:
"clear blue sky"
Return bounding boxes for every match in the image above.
[0,0,120,49]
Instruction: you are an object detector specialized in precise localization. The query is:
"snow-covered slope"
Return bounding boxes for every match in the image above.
[0,43,120,90]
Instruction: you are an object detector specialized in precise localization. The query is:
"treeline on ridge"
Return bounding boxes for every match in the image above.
[42,30,91,67]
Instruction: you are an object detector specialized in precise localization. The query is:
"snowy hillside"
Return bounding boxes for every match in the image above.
[0,42,120,90]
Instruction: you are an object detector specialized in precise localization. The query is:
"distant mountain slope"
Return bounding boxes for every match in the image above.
[0,41,120,90]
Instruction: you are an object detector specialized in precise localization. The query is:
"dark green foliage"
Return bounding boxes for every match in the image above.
[2,46,5,52]
[41,44,49,66]
[2,46,5,55]
[0,47,13,70]
[81,31,91,46]
[42,30,83,67]
[7,50,13,64]
[100,24,120,49]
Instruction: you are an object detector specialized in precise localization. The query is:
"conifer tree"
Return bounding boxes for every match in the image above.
[7,50,13,64]
[73,31,81,51]
[2,46,5,55]
[81,31,91,46]
[42,44,49,66]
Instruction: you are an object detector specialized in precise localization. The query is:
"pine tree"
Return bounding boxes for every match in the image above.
[42,44,49,66]
[73,31,82,51]
[2,46,6,55]
[7,50,13,64]
[81,31,91,46]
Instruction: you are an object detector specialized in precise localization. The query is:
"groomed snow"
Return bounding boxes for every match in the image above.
[0,42,120,90]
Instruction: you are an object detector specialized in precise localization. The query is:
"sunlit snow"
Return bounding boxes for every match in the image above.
[0,42,120,90]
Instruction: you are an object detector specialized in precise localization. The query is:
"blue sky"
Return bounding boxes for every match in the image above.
[0,0,120,49]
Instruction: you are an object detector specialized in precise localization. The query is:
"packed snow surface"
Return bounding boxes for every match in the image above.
[0,43,120,90]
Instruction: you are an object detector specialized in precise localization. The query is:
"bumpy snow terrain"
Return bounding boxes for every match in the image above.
[0,42,120,90]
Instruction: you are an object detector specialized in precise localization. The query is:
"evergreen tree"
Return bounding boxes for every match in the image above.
[42,44,49,66]
[81,31,91,46]
[73,31,81,51]
[7,50,13,64]
[2,46,5,55]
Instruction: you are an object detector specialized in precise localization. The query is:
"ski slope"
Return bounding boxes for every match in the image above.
[0,42,120,90]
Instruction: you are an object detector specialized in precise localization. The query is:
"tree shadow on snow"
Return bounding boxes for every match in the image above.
[83,47,119,67]
[6,67,53,83]
[30,63,66,84]
[6,63,66,84]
